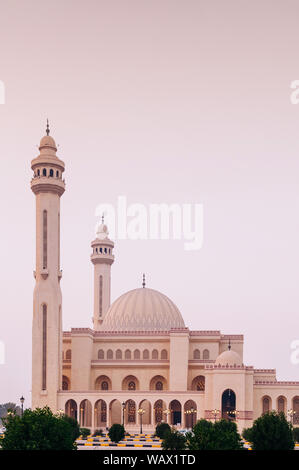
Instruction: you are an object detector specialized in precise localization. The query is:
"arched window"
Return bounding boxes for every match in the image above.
[49,169,54,177]
[98,349,104,360]
[101,381,108,390]
[143,349,149,359]
[156,381,163,390]
[116,349,122,359]
[277,396,286,414]
[292,396,299,425]
[262,396,271,414]
[161,349,168,360]
[133,349,140,359]
[128,381,136,390]
[152,349,158,359]
[37,169,40,176]
[107,349,113,360]
[125,349,131,360]
[62,376,69,390]
[56,170,59,177]
[196,376,205,391]
[193,349,200,359]
[99,276,103,318]
[42,168,47,176]
[65,349,71,360]
[203,349,210,360]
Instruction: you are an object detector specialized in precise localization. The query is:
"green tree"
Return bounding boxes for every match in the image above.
[247,412,294,450]
[155,422,171,439]
[187,419,214,450]
[1,406,80,450]
[108,423,125,443]
[242,427,253,442]
[212,419,243,450]
[162,429,186,450]
[187,419,243,450]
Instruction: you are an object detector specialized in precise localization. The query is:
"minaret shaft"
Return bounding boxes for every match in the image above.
[91,223,114,330]
[31,129,65,411]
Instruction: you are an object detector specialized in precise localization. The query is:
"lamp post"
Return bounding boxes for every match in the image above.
[80,407,84,426]
[138,408,145,434]
[20,396,25,417]
[190,408,197,428]
[163,408,171,425]
[227,410,239,421]
[122,402,125,427]
[288,409,296,425]
[212,409,220,423]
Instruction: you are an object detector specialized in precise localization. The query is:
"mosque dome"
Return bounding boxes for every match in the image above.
[39,135,57,151]
[215,349,243,366]
[101,287,185,332]
[96,223,109,240]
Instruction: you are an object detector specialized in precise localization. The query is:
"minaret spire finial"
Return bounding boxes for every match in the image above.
[46,118,50,136]
[142,273,146,288]
[102,213,104,224]
[228,338,231,350]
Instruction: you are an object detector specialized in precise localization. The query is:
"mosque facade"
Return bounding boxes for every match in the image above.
[31,127,299,432]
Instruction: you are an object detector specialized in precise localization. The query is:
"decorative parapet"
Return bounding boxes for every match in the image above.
[190,330,221,336]
[205,364,254,371]
[254,380,299,386]
[254,369,276,373]
[220,334,244,340]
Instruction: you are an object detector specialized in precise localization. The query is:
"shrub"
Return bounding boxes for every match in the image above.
[293,427,299,443]
[1,406,80,450]
[187,418,243,450]
[155,422,171,439]
[108,423,125,443]
[242,427,253,442]
[162,429,186,450]
[187,419,214,450]
[79,428,91,439]
[213,419,243,450]
[247,412,294,450]
[92,428,103,437]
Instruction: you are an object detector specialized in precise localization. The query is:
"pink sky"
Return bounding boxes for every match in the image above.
[0,0,299,406]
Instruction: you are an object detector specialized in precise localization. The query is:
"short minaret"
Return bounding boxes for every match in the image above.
[91,217,114,330]
[31,122,65,410]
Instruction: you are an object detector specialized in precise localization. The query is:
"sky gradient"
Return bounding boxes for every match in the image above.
[0,0,299,406]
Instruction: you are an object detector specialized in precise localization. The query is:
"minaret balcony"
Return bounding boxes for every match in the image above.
[31,176,65,196]
[90,253,114,265]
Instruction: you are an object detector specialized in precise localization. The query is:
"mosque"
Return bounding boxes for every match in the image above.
[31,125,299,433]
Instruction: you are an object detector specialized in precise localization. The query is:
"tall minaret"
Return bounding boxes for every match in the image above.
[91,218,114,330]
[31,122,65,410]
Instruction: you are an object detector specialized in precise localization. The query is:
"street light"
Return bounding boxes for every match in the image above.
[190,408,197,428]
[20,396,25,417]
[163,409,171,424]
[122,402,126,427]
[137,408,145,434]
[227,410,239,420]
[288,409,296,425]
[212,409,220,423]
